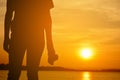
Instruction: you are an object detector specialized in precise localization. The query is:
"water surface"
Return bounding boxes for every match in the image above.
[0,70,120,80]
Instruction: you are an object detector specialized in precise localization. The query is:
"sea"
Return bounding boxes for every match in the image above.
[0,70,120,80]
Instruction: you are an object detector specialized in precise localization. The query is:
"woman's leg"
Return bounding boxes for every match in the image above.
[27,31,45,80]
[7,36,26,80]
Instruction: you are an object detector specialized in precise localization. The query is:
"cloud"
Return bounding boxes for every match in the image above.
[0,0,6,7]
[0,0,6,22]
[0,0,5,48]
[80,0,120,21]
[54,0,120,22]
[103,37,120,45]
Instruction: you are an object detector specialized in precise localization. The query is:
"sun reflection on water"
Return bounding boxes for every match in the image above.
[82,72,91,80]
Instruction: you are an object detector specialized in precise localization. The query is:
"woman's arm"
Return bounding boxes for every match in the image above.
[45,20,58,65]
[45,19,55,53]
[3,0,14,52]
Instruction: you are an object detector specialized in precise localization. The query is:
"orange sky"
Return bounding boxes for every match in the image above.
[0,0,120,69]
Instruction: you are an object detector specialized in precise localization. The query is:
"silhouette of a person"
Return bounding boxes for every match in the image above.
[3,0,58,80]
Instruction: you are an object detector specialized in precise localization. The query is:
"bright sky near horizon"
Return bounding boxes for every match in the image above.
[0,0,120,69]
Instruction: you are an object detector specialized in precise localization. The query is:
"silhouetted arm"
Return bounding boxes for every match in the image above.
[45,24,59,65]
[48,0,54,9]
[44,0,58,65]
[45,22,55,54]
[3,0,14,52]
[44,0,55,54]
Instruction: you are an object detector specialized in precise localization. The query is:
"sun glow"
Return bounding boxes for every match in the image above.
[82,72,91,80]
[80,48,93,59]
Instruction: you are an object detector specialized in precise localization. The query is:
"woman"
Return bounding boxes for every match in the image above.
[4,0,58,80]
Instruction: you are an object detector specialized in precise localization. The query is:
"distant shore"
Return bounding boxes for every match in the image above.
[0,64,120,72]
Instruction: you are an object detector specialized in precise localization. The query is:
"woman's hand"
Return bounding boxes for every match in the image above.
[3,37,10,53]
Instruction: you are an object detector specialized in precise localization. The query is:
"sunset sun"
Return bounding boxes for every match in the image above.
[80,48,93,59]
